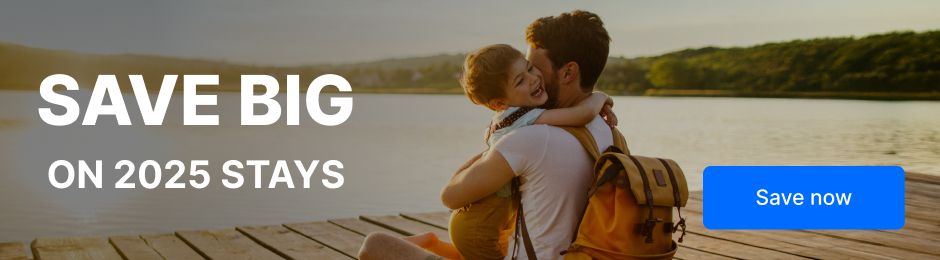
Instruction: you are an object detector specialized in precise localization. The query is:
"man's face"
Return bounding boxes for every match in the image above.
[526,47,559,108]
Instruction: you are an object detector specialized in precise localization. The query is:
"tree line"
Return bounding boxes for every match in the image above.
[597,30,940,94]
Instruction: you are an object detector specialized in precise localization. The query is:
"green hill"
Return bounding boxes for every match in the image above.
[599,30,940,96]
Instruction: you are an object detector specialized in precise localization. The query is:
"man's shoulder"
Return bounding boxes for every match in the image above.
[585,116,613,137]
[500,124,551,139]
[501,116,610,141]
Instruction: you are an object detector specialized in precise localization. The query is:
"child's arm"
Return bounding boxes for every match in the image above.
[533,91,612,126]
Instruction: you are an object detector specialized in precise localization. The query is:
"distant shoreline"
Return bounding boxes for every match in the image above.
[641,89,940,101]
[353,88,940,101]
[3,87,940,101]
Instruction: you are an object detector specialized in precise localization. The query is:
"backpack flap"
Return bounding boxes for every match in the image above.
[597,154,688,207]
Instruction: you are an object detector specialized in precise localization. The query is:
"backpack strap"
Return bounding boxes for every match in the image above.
[562,126,630,181]
[560,126,601,160]
[511,178,538,260]
[611,127,630,155]
[629,155,659,243]
[564,126,630,156]
[658,158,687,243]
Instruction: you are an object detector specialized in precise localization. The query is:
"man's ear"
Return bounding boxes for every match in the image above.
[560,61,580,86]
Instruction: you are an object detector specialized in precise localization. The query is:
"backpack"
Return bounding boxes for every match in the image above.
[512,126,688,260]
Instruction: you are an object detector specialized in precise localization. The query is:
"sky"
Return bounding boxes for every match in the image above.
[2,0,939,65]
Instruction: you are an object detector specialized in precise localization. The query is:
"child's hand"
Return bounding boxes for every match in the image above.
[601,103,617,126]
[593,91,617,126]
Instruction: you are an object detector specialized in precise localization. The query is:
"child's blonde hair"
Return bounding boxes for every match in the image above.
[460,44,523,110]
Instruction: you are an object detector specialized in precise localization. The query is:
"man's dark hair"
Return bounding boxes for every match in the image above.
[526,10,610,92]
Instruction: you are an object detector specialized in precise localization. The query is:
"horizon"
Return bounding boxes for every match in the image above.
[3,0,939,66]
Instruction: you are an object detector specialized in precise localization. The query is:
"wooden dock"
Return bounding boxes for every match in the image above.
[1,172,938,260]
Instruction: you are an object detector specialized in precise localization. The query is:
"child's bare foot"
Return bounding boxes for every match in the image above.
[402,232,440,248]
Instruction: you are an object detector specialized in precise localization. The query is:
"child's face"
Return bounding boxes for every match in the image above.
[497,57,547,109]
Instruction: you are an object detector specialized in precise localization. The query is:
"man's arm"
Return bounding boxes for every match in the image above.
[440,150,516,209]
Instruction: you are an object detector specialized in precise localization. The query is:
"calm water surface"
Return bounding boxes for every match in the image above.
[0,91,938,241]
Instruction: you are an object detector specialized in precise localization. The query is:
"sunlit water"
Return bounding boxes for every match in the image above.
[0,90,938,242]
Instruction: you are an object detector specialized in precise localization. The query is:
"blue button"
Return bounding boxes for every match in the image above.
[704,166,905,230]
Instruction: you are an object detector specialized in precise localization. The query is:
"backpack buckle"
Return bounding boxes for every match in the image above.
[640,218,663,243]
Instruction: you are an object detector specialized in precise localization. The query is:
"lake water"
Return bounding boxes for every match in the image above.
[0,91,938,242]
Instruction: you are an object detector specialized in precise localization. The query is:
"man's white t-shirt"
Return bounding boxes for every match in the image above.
[494,116,613,260]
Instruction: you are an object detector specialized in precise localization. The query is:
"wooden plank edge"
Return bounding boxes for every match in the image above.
[108,236,162,260]
[0,242,28,260]
[234,227,294,260]
[283,223,358,260]
[399,213,448,230]
[356,216,414,236]
[171,232,213,260]
[907,172,940,185]
[676,245,737,260]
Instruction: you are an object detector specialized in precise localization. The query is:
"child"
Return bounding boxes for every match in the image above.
[395,44,615,260]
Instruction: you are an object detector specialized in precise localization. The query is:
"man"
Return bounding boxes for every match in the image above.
[441,10,613,259]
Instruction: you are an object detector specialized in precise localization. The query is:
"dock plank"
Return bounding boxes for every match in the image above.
[906,193,940,211]
[907,180,940,199]
[360,215,450,243]
[906,172,940,185]
[680,233,809,259]
[687,194,940,259]
[401,212,741,259]
[684,200,935,259]
[285,222,364,259]
[0,242,27,260]
[109,236,162,260]
[176,229,283,260]
[906,203,940,224]
[328,218,398,237]
[673,246,734,260]
[238,225,350,260]
[881,220,940,242]
[889,216,940,238]
[812,230,940,256]
[139,234,204,260]
[400,212,450,230]
[681,212,879,258]
[32,237,123,260]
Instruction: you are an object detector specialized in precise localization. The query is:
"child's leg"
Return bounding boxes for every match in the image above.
[402,232,462,260]
[358,232,443,260]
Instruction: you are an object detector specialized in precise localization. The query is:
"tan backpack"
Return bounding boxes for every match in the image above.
[512,126,688,260]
